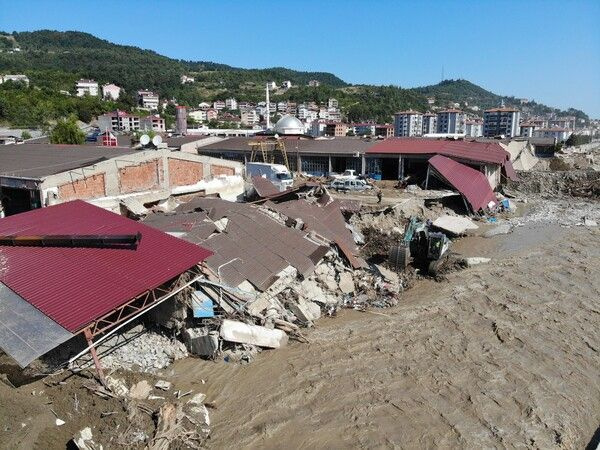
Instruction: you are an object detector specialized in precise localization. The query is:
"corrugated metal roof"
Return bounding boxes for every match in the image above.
[200,136,374,155]
[0,200,212,332]
[428,155,498,212]
[503,160,519,181]
[251,176,279,198]
[367,137,510,165]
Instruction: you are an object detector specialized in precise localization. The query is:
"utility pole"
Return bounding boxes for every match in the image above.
[266,83,271,130]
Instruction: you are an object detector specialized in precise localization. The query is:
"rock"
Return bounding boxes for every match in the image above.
[129,380,152,400]
[374,264,399,285]
[483,223,513,238]
[298,279,326,301]
[464,257,491,267]
[338,272,355,294]
[71,427,102,450]
[184,328,219,357]
[583,217,598,227]
[220,319,288,349]
[433,215,479,235]
[155,380,172,391]
[318,273,338,291]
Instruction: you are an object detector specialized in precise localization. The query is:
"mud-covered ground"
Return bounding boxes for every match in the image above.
[1,200,599,449]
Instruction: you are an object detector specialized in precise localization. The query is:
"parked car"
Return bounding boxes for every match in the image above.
[329,179,373,191]
[330,169,359,180]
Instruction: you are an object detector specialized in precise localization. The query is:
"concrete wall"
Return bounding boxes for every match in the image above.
[40,149,242,209]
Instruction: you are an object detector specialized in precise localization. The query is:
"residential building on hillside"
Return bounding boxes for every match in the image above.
[352,123,376,136]
[465,119,483,137]
[76,79,99,97]
[436,110,466,134]
[277,101,288,112]
[533,127,571,141]
[188,109,207,123]
[97,110,140,132]
[213,100,225,110]
[0,74,29,86]
[241,109,260,125]
[483,107,521,137]
[282,80,292,89]
[394,111,423,137]
[375,124,394,138]
[308,80,321,87]
[137,90,159,110]
[198,102,211,110]
[102,83,121,100]
[549,117,576,130]
[324,122,348,137]
[141,114,166,133]
[180,75,195,84]
[206,109,218,121]
[225,98,238,110]
[520,122,536,137]
[422,113,437,135]
[328,98,339,109]
[267,81,277,90]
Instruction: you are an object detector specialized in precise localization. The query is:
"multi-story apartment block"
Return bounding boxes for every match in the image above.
[97,110,140,132]
[267,81,277,90]
[375,124,394,138]
[277,101,288,112]
[241,109,260,125]
[137,90,159,110]
[206,109,218,121]
[483,107,521,137]
[519,122,536,137]
[328,98,339,109]
[225,98,238,110]
[213,100,225,110]
[180,75,195,84]
[436,109,466,134]
[422,113,437,135]
[198,102,211,110]
[188,109,207,123]
[141,114,166,133]
[102,83,121,100]
[465,119,483,137]
[549,116,576,130]
[282,80,292,89]
[76,79,99,97]
[324,122,348,137]
[394,111,423,137]
[533,127,572,141]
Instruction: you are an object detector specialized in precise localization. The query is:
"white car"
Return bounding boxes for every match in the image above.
[329,179,372,191]
[331,169,359,180]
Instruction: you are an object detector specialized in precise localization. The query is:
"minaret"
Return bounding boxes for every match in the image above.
[266,83,271,130]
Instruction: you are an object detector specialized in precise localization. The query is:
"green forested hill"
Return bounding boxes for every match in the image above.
[0,30,589,127]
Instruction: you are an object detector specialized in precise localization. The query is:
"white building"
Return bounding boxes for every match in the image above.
[422,113,437,135]
[102,83,121,101]
[394,111,423,137]
[308,80,320,87]
[266,81,277,90]
[328,98,339,109]
[198,102,211,110]
[188,109,207,123]
[225,98,238,110]
[483,107,521,137]
[519,122,536,137]
[137,90,159,110]
[533,128,571,141]
[0,74,29,86]
[241,109,260,125]
[180,75,195,84]
[465,120,483,137]
[436,110,466,134]
[549,117,576,131]
[282,80,292,89]
[213,100,225,110]
[76,79,99,97]
[277,101,288,112]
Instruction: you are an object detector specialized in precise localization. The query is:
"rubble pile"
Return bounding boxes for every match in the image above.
[508,170,600,198]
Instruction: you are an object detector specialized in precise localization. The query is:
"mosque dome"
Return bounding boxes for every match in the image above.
[273,114,304,135]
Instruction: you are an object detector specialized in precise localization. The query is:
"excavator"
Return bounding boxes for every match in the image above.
[388,217,451,276]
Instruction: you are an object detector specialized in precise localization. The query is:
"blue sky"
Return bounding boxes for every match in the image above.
[1,0,599,116]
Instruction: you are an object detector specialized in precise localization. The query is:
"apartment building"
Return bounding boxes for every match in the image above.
[282,80,292,89]
[308,80,321,87]
[241,109,260,125]
[102,83,121,100]
[549,117,576,130]
[137,90,159,110]
[76,79,99,97]
[0,74,29,86]
[225,98,238,110]
[188,109,208,123]
[422,113,437,135]
[483,107,521,137]
[213,100,226,110]
[324,122,348,137]
[436,110,466,134]
[465,119,483,137]
[533,128,571,141]
[141,114,166,133]
[180,75,195,84]
[206,109,218,121]
[328,98,339,109]
[394,111,423,137]
[97,110,140,132]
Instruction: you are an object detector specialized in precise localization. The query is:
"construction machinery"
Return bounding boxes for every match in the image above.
[388,217,451,275]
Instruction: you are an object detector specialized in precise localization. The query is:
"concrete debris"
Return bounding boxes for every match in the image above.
[287,297,321,324]
[583,217,598,227]
[184,328,220,358]
[338,272,355,294]
[432,215,479,235]
[105,376,129,397]
[464,257,491,267]
[71,427,103,450]
[129,380,152,400]
[220,320,289,349]
[155,380,172,391]
[483,223,513,238]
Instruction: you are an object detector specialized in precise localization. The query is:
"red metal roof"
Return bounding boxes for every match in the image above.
[428,155,498,212]
[367,137,510,165]
[0,200,212,332]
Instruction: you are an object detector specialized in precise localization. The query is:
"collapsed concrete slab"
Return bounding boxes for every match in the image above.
[220,320,288,349]
[432,215,479,235]
[184,328,219,357]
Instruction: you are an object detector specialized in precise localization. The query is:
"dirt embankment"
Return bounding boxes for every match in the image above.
[173,225,600,449]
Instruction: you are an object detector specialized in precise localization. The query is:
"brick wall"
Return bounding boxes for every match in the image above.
[58,174,106,201]
[211,164,235,177]
[168,158,204,187]
[119,159,162,193]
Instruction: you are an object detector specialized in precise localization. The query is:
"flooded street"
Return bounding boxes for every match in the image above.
[167,224,600,448]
